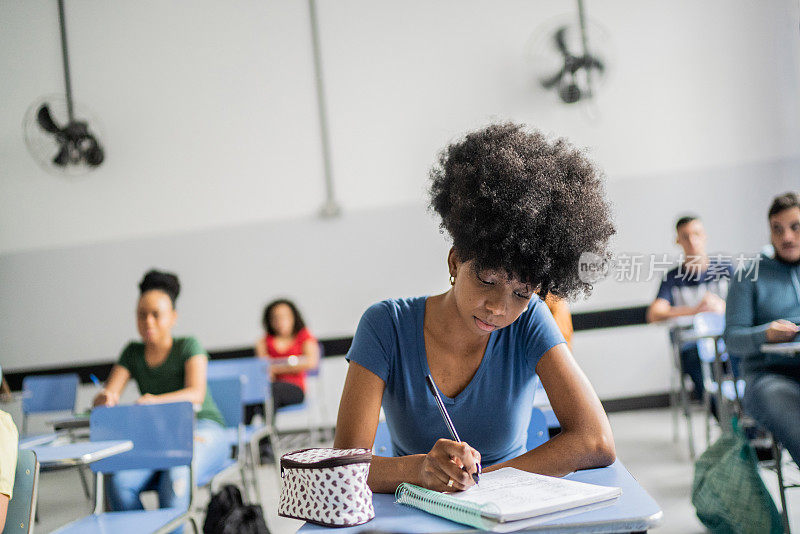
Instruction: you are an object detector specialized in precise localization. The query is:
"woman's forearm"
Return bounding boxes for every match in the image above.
[485,428,616,477]
[367,454,426,493]
[270,355,317,374]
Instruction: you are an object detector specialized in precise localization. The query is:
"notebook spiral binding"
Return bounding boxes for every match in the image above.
[395,483,501,530]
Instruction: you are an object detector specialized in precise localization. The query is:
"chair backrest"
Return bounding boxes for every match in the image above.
[306,342,325,379]
[89,402,194,473]
[3,449,39,534]
[21,373,79,415]
[693,312,725,337]
[373,421,394,457]
[207,358,270,405]
[207,376,244,429]
[526,407,549,450]
[693,312,727,363]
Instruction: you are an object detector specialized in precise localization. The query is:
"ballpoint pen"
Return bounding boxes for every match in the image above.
[425,374,481,484]
[89,373,103,390]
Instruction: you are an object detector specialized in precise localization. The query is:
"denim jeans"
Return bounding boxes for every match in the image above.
[743,367,800,468]
[107,418,230,511]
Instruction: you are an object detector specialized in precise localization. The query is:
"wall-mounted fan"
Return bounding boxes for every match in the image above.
[23,0,103,176]
[541,26,604,104]
[527,0,611,106]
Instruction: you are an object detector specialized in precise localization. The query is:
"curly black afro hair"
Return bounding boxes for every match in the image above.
[139,269,181,307]
[429,123,615,300]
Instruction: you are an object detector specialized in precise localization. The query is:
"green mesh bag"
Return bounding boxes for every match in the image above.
[692,417,784,534]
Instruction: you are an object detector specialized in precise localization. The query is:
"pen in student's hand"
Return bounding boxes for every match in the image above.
[89,373,102,389]
[425,374,481,484]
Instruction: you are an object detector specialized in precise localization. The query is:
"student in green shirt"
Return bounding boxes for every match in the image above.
[92,270,229,512]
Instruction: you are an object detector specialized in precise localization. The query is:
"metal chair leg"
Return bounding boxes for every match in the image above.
[702,390,711,447]
[772,441,791,534]
[670,367,680,444]
[78,465,92,498]
[674,342,696,459]
[247,436,264,504]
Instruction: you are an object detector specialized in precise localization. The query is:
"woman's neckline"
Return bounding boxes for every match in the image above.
[144,338,174,369]
[417,295,496,403]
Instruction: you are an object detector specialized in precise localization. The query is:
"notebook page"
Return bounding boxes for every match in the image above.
[449,467,621,521]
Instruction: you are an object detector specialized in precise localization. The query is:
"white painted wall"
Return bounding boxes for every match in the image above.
[1,1,799,401]
[0,0,324,253]
[2,1,798,254]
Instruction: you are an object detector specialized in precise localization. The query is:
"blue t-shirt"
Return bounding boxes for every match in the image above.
[346,296,565,466]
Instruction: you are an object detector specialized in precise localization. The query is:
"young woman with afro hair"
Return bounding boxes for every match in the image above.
[334,123,617,493]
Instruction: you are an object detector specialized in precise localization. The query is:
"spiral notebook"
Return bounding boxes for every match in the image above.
[395,467,621,532]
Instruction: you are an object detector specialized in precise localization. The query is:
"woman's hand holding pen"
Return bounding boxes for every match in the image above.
[420,438,481,492]
[92,389,119,407]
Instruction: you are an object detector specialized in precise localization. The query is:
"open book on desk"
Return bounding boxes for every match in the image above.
[395,467,621,532]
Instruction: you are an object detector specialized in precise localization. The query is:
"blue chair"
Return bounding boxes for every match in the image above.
[532,378,560,433]
[207,358,280,476]
[20,373,91,499]
[373,420,393,457]
[3,449,39,534]
[52,402,199,534]
[21,374,79,436]
[206,376,260,504]
[693,312,745,444]
[300,341,329,440]
[526,407,549,450]
[274,348,322,443]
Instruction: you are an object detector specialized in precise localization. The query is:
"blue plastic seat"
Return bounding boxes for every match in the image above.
[274,344,324,442]
[693,312,745,444]
[51,402,198,534]
[21,374,79,436]
[208,358,280,480]
[373,420,393,457]
[19,373,89,500]
[206,376,259,503]
[526,407,549,450]
[3,449,39,534]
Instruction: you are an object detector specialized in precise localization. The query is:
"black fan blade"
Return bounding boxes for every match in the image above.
[37,105,62,134]
[554,27,571,57]
[541,67,566,89]
[583,55,605,73]
[53,144,70,166]
[82,134,104,166]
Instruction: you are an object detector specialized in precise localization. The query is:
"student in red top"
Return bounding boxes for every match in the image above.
[255,299,320,413]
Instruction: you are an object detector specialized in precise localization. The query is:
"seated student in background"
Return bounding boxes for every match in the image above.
[92,270,228,512]
[725,191,800,468]
[646,215,733,413]
[253,299,319,416]
[335,123,616,493]
[0,410,18,531]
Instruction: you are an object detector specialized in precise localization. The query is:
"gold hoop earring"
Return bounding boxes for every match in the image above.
[449,275,455,286]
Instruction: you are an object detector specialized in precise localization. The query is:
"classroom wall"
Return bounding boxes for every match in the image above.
[2,1,799,401]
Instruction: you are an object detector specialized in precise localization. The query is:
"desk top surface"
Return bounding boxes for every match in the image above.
[31,439,133,468]
[760,341,800,354]
[298,460,662,534]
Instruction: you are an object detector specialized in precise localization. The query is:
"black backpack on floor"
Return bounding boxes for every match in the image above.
[203,484,270,534]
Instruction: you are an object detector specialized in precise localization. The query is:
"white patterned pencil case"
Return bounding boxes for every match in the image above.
[279,447,375,527]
